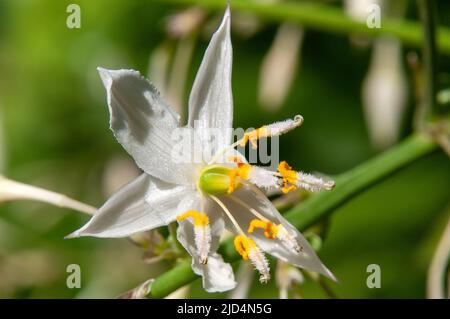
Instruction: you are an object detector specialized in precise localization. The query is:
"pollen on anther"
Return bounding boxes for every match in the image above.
[177,211,211,264]
[234,235,271,283]
[238,115,303,149]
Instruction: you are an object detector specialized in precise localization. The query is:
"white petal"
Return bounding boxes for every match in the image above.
[220,185,336,281]
[176,193,236,292]
[187,6,233,161]
[98,67,195,184]
[67,174,193,238]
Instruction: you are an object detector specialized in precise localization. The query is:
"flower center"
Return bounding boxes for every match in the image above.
[198,165,245,195]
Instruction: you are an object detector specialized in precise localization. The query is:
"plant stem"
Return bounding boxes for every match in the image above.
[168,222,184,254]
[285,134,436,230]
[427,205,450,299]
[159,0,450,55]
[148,133,437,298]
[303,271,338,299]
[149,260,194,298]
[418,0,439,118]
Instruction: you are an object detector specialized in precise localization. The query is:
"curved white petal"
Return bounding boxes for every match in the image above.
[219,185,336,281]
[187,6,233,162]
[67,174,193,238]
[176,193,236,292]
[98,67,195,184]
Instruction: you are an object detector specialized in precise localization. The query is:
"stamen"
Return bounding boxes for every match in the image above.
[240,115,303,149]
[278,161,335,193]
[177,210,209,226]
[227,193,267,221]
[277,161,298,193]
[248,219,278,239]
[247,166,279,191]
[276,224,302,253]
[227,161,251,194]
[248,219,302,253]
[209,195,246,235]
[228,157,279,192]
[234,235,271,284]
[207,115,303,165]
[239,127,269,149]
[177,210,211,264]
[234,234,252,260]
[227,185,302,256]
[295,172,335,191]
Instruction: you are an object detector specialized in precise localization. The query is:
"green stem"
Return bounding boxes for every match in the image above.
[168,222,184,254]
[148,134,437,298]
[159,0,450,54]
[418,0,439,117]
[285,134,436,230]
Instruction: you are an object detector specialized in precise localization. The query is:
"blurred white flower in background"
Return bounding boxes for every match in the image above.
[166,7,205,38]
[228,262,255,299]
[362,37,407,149]
[148,7,205,118]
[345,0,408,149]
[259,23,304,112]
[229,258,306,299]
[344,0,384,23]
[276,260,304,299]
[344,0,384,47]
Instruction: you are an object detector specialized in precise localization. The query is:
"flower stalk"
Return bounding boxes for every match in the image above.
[427,207,450,299]
[0,175,96,215]
[418,0,438,118]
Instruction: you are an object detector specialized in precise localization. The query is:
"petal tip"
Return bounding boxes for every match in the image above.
[64,231,81,239]
[97,67,112,87]
[323,267,339,283]
[225,2,231,15]
[215,3,230,34]
[223,4,231,25]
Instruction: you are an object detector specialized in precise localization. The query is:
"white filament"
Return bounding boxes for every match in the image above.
[266,115,303,137]
[248,166,279,190]
[210,195,246,235]
[276,224,302,253]
[248,245,271,284]
[208,115,303,165]
[295,172,335,192]
[194,224,211,264]
[227,193,267,222]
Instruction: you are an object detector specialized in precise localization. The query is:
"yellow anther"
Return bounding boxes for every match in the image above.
[239,127,270,149]
[234,235,257,260]
[227,158,251,193]
[176,210,209,226]
[248,219,279,239]
[278,161,298,193]
[227,155,243,164]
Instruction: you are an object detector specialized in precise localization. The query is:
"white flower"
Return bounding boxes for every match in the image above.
[67,6,336,293]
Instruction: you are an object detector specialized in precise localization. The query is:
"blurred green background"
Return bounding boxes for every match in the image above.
[0,0,449,298]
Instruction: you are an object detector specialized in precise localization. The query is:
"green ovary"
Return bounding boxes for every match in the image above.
[198,166,239,195]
